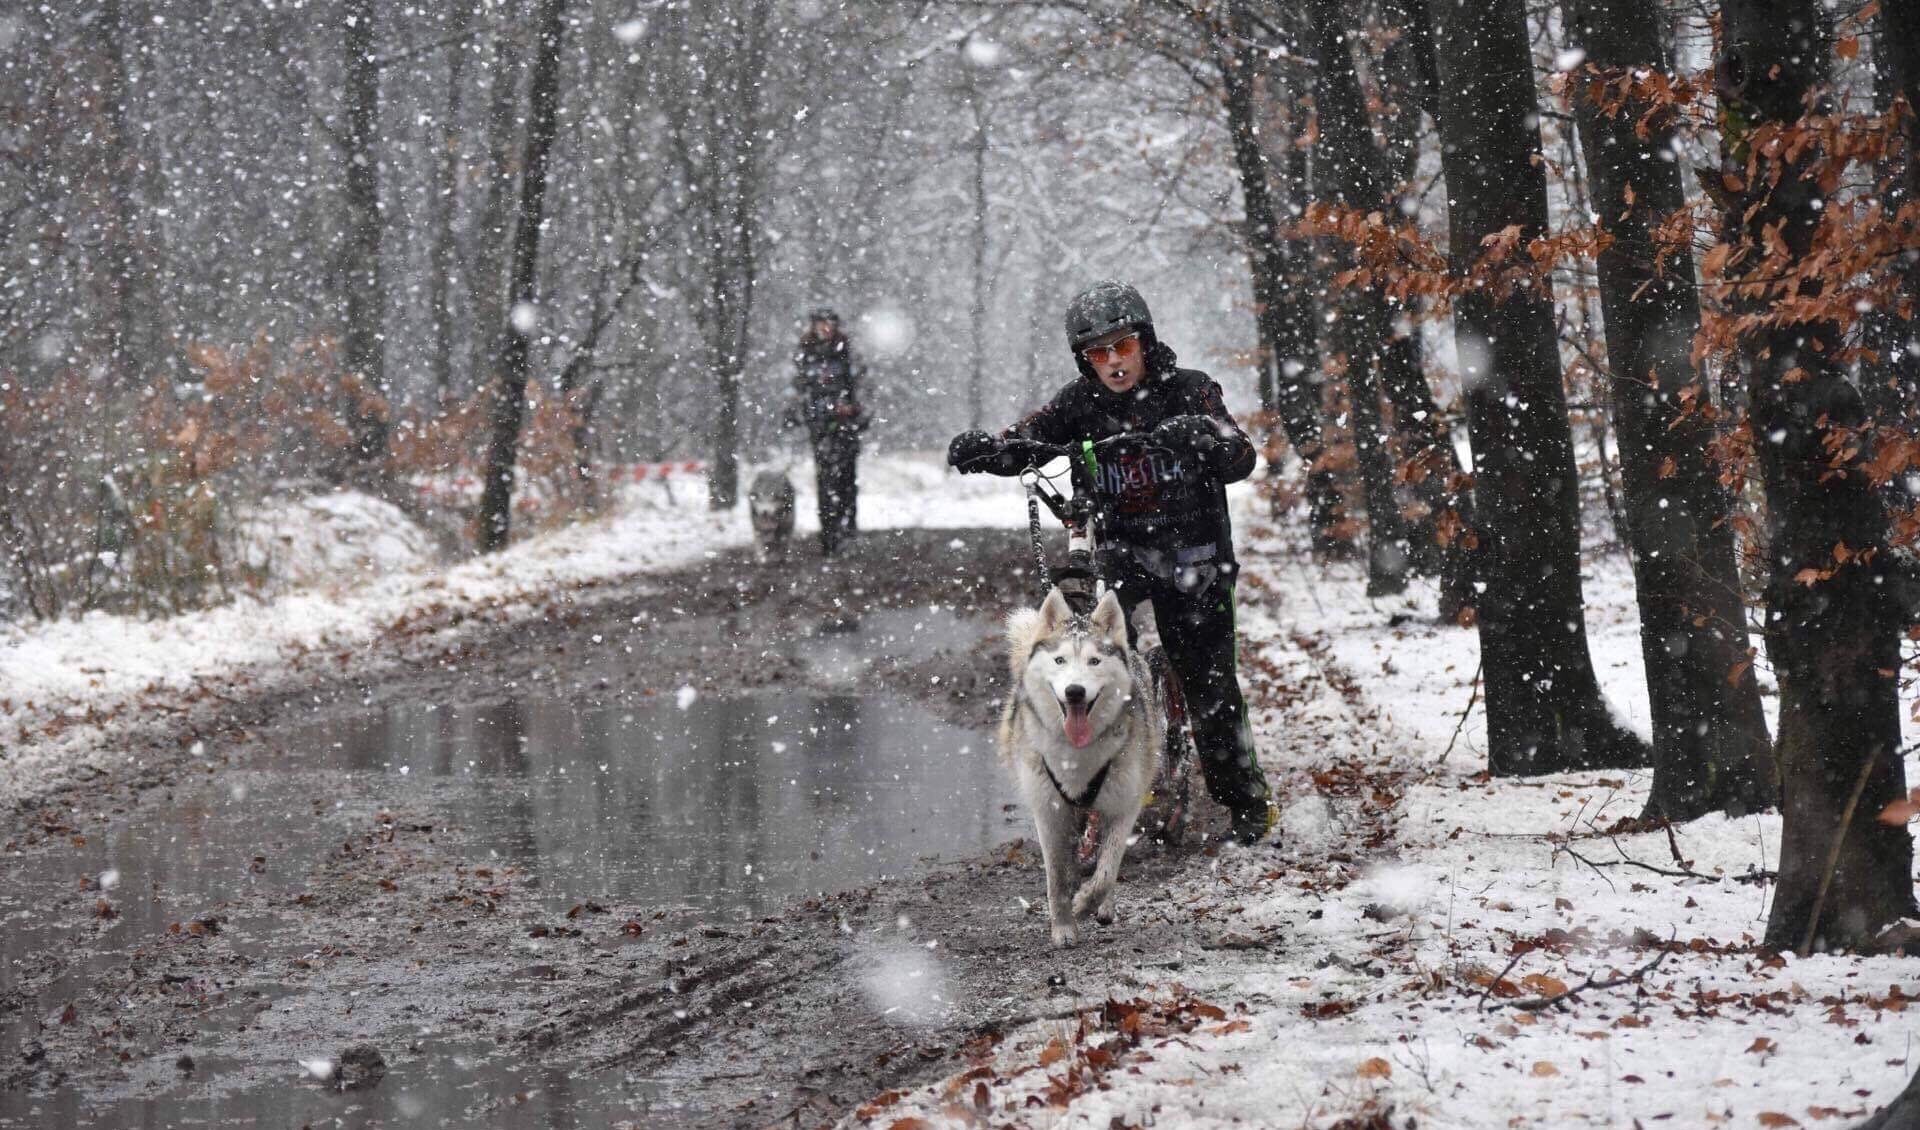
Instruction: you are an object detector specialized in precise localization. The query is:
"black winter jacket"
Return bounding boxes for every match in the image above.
[791,334,866,440]
[998,338,1255,579]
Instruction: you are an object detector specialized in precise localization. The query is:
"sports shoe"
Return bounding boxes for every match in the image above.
[1229,801,1276,846]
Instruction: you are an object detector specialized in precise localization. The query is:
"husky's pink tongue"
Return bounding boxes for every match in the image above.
[1063,702,1094,748]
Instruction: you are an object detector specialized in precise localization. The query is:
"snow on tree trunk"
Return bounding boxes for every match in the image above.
[1424,0,1649,774]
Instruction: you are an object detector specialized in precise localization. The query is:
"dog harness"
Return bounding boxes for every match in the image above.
[1041,751,1114,809]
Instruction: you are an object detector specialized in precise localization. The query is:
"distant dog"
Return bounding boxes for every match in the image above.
[1001,587,1162,947]
[747,470,796,562]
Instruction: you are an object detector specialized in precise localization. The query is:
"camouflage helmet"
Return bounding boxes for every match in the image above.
[1063,281,1152,352]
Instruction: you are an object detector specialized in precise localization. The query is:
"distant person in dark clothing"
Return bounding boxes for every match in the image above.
[788,308,868,556]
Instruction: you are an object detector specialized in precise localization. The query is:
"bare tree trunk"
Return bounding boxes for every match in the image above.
[1862,3,1920,427]
[1564,0,1775,821]
[477,0,566,553]
[96,0,144,384]
[428,0,474,398]
[469,26,523,401]
[1424,0,1648,774]
[966,48,989,434]
[1309,0,1412,595]
[1376,0,1476,620]
[1217,0,1342,553]
[341,0,389,463]
[1714,0,1916,952]
[692,1,770,512]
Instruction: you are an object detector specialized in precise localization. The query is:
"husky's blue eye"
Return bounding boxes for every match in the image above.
[1088,658,1101,666]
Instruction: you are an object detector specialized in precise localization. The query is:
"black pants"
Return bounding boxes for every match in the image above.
[812,431,859,554]
[1107,561,1270,817]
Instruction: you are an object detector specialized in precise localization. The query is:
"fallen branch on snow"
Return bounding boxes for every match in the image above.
[1482,947,1670,1014]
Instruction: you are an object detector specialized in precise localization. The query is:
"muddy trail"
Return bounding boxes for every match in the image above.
[0,527,1252,1128]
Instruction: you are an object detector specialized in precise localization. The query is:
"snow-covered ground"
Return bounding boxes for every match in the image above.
[6,449,1919,1127]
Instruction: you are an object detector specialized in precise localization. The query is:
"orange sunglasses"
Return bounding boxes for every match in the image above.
[1081,333,1141,366]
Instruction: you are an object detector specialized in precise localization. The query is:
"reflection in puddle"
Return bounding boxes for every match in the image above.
[287,688,1012,917]
[0,605,1013,1128]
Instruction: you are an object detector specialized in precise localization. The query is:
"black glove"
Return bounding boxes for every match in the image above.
[948,430,1001,473]
[1153,415,1222,460]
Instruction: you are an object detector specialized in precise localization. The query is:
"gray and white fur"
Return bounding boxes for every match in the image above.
[747,470,796,562]
[1000,587,1163,947]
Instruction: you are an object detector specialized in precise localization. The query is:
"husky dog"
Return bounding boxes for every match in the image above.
[747,470,796,562]
[1001,587,1163,947]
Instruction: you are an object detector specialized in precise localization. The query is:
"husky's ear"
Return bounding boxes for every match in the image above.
[1089,590,1127,649]
[1004,606,1042,677]
[1038,587,1074,635]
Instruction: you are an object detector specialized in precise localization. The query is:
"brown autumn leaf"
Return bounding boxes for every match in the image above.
[1757,1114,1803,1128]
[1037,1037,1069,1068]
[1836,36,1860,60]
[1520,973,1570,997]
[1531,1061,1561,1077]
[1748,1036,1779,1055]
[853,1090,907,1119]
[1356,1057,1393,1079]
[887,1119,933,1130]
[1878,797,1920,826]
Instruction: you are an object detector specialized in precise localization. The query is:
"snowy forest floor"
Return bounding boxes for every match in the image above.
[2,451,1919,1128]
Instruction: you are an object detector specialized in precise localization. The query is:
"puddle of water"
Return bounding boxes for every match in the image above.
[0,603,1016,1127]
[276,688,1011,917]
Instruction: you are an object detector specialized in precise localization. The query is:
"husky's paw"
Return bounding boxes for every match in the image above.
[1072,883,1114,923]
[1050,920,1079,948]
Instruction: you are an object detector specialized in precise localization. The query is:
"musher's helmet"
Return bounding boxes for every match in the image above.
[1064,281,1152,353]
